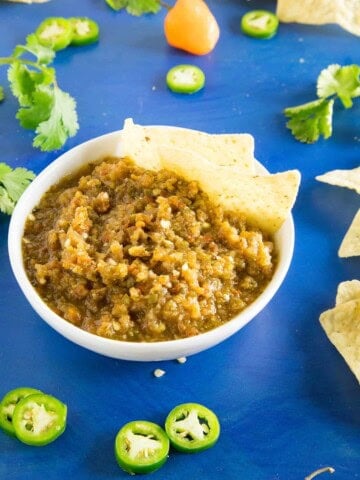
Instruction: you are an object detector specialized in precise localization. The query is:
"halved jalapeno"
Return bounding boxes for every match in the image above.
[0,387,42,437]
[35,17,73,51]
[115,420,169,474]
[12,393,67,446]
[241,10,279,39]
[165,403,220,452]
[69,17,100,46]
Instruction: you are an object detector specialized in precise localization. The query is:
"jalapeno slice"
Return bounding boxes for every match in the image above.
[115,420,169,474]
[166,64,205,94]
[69,17,100,46]
[35,17,73,51]
[0,387,42,437]
[165,403,220,453]
[12,393,67,446]
[241,10,279,39]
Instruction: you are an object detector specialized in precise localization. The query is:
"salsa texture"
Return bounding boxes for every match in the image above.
[23,157,275,342]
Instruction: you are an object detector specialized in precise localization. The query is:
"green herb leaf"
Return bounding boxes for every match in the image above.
[0,163,12,179]
[0,21,82,152]
[0,186,15,215]
[284,98,334,144]
[0,162,35,214]
[13,33,55,66]
[0,86,4,102]
[105,0,127,10]
[105,0,161,15]
[317,64,360,108]
[16,85,54,130]
[33,85,79,151]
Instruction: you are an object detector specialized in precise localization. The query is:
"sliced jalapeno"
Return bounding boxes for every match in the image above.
[166,64,205,94]
[165,403,220,453]
[0,387,42,437]
[115,420,169,474]
[35,17,73,51]
[12,393,67,446]
[69,17,100,46]
[241,10,279,39]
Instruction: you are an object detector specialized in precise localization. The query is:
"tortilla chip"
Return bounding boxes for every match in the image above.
[119,118,255,174]
[143,126,255,173]
[320,299,360,382]
[119,119,301,234]
[316,167,360,194]
[158,145,300,234]
[338,208,360,257]
[117,118,161,171]
[336,280,360,305]
[276,0,360,37]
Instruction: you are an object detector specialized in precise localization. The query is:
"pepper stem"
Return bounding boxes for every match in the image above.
[158,0,172,10]
[305,467,335,480]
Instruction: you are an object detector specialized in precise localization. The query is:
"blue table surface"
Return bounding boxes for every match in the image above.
[1,1,360,478]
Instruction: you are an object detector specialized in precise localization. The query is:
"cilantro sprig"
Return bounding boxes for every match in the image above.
[284,64,360,143]
[0,33,79,152]
[0,162,35,215]
[105,0,165,15]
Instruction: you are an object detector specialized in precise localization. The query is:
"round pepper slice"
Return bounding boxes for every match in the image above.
[166,64,205,94]
[241,10,279,39]
[35,17,73,51]
[165,403,220,453]
[12,393,67,446]
[0,387,42,437]
[115,420,169,474]
[69,17,100,46]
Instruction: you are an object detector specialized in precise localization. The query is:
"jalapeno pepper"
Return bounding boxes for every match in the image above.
[241,10,279,39]
[12,393,67,446]
[35,17,73,51]
[166,64,205,94]
[114,420,169,474]
[69,17,100,46]
[165,403,220,452]
[0,387,42,437]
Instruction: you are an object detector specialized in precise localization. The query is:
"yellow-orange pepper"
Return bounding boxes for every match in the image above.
[164,0,220,56]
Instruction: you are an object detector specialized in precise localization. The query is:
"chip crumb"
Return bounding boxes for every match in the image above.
[176,357,187,364]
[153,368,166,378]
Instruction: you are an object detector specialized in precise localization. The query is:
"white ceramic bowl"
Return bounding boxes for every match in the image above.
[8,129,294,362]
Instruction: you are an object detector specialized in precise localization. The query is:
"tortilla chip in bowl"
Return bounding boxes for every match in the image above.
[8,120,300,361]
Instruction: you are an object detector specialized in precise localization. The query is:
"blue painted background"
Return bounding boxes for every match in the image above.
[1,1,360,478]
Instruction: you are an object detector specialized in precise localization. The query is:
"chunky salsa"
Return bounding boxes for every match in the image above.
[22,157,275,342]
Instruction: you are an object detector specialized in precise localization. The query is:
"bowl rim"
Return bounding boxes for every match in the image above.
[8,128,295,361]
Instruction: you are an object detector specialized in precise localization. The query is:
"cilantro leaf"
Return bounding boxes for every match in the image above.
[0,162,35,214]
[0,166,36,202]
[0,186,15,215]
[0,86,4,102]
[13,34,55,66]
[317,64,360,108]
[126,0,161,15]
[284,98,334,144]
[0,163,12,179]
[8,61,55,107]
[105,0,127,10]
[16,85,54,130]
[33,85,79,151]
[105,0,161,15]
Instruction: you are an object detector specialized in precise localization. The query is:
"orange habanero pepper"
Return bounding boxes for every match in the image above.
[164,0,220,56]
